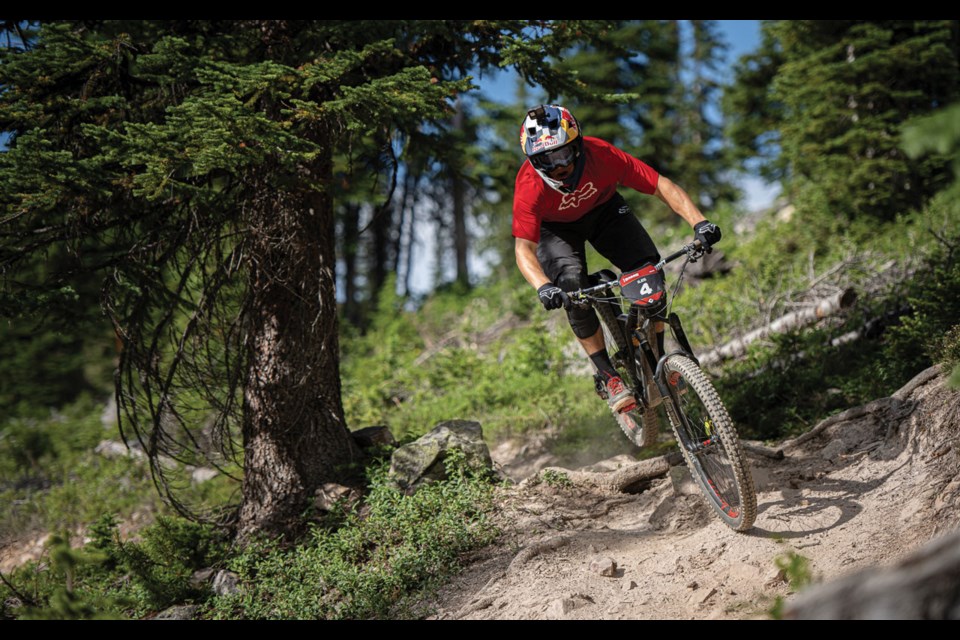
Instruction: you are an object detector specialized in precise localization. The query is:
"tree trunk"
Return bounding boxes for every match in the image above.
[341,202,361,328]
[452,172,469,288]
[451,103,470,288]
[371,199,393,299]
[401,170,419,297]
[237,157,362,542]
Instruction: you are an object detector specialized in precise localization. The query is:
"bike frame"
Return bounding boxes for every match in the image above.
[569,240,759,531]
[573,241,704,410]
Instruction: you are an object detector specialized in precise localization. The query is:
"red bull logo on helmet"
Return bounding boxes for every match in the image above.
[520,105,579,157]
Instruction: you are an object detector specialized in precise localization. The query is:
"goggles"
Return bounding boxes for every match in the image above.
[530,144,577,172]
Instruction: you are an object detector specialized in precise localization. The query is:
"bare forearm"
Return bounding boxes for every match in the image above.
[515,238,551,289]
[654,175,706,228]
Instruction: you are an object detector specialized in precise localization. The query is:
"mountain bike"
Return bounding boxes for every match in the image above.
[567,240,757,532]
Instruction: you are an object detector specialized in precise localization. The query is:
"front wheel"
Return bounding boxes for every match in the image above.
[662,355,757,531]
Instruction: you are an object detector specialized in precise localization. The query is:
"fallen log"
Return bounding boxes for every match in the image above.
[741,441,784,460]
[699,288,858,366]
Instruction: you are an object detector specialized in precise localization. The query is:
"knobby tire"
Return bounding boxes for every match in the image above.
[662,354,757,531]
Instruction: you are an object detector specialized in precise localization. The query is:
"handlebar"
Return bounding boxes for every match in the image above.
[565,239,707,308]
[656,238,706,270]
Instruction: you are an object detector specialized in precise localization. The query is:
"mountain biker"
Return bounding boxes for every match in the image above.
[513,104,721,414]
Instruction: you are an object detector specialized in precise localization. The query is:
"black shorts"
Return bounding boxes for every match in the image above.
[536,191,660,287]
[536,192,660,339]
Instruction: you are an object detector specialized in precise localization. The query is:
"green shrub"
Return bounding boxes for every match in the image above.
[341,277,606,444]
[115,515,230,612]
[881,253,960,383]
[939,325,960,371]
[715,239,960,441]
[768,551,815,619]
[0,513,226,620]
[204,449,500,620]
[13,531,130,620]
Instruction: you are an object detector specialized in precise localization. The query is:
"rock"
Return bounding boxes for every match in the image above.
[389,420,493,492]
[588,556,618,577]
[314,483,362,512]
[154,604,198,620]
[212,570,241,596]
[765,568,788,588]
[100,395,118,428]
[821,439,848,462]
[189,568,216,590]
[669,465,700,496]
[546,598,577,619]
[545,594,594,620]
[352,425,396,449]
[3,596,23,613]
[697,587,718,605]
[95,440,144,459]
[191,467,218,484]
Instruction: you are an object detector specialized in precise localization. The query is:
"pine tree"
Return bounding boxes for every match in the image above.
[0,20,611,541]
[721,21,787,183]
[678,20,738,209]
[726,20,960,222]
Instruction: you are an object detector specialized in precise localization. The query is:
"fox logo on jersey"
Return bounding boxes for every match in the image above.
[558,181,598,210]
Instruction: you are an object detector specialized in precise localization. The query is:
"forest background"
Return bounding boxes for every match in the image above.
[1,19,959,619]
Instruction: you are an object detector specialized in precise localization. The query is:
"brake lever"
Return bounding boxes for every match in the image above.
[684,241,706,263]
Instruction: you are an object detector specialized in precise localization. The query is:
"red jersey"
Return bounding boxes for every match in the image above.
[512,137,660,243]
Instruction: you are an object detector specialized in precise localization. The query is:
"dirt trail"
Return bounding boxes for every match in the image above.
[424,365,960,620]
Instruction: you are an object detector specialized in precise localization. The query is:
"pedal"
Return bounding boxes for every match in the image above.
[593,374,609,399]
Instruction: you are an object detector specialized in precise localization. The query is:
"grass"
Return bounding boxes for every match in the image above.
[0,444,502,620]
[4,188,960,620]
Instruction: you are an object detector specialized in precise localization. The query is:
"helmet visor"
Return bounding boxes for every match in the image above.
[530,144,577,172]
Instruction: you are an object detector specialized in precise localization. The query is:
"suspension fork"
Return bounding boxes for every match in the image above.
[667,312,699,366]
[652,315,700,406]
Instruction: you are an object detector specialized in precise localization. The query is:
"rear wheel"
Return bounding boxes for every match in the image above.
[594,295,659,449]
[662,354,756,531]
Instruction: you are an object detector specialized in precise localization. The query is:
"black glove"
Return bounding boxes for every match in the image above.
[537,282,569,311]
[694,220,722,253]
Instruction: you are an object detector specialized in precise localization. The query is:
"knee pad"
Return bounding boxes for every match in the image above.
[554,270,600,339]
[567,307,601,339]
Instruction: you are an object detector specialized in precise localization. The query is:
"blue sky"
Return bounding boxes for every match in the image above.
[475,20,779,213]
[479,21,762,98]
[718,20,764,75]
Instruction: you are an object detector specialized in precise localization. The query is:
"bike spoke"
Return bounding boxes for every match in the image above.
[664,356,756,530]
[678,405,741,512]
